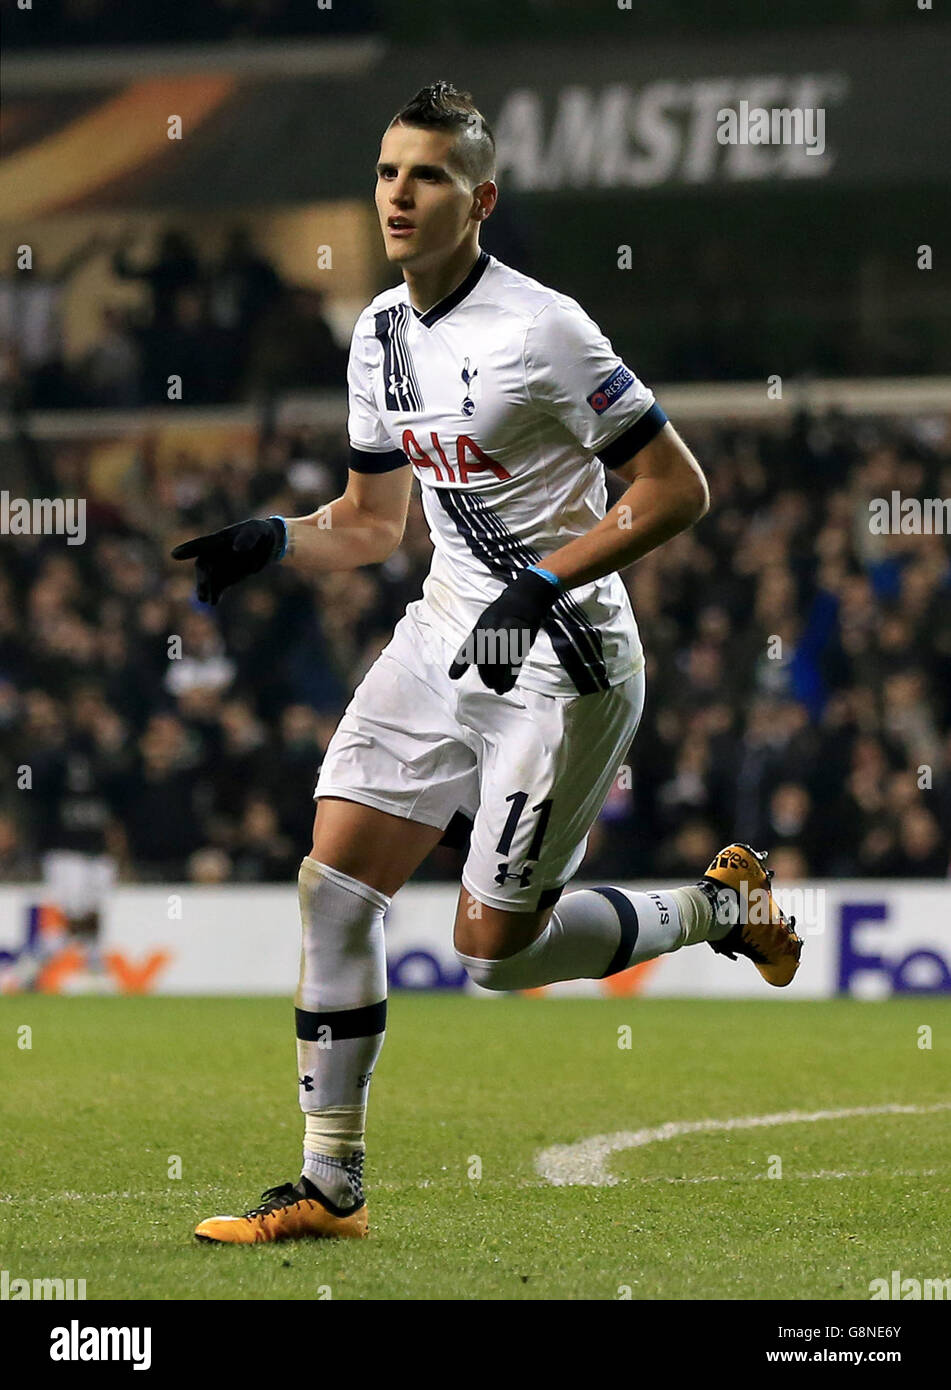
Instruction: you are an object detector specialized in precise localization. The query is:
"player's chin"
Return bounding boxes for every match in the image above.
[383,237,422,264]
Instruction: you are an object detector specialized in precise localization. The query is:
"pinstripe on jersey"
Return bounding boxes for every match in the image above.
[437,488,610,695]
[374,303,424,413]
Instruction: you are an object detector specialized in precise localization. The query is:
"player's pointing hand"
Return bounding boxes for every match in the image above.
[448,565,563,694]
[171,516,288,605]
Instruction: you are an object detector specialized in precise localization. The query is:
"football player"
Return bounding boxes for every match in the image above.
[176,82,801,1244]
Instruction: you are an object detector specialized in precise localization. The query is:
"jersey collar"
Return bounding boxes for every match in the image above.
[411,250,490,328]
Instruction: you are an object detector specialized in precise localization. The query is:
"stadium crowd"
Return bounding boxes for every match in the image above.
[1,409,950,886]
[0,229,347,413]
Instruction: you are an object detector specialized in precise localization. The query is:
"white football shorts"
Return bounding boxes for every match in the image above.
[314,599,645,911]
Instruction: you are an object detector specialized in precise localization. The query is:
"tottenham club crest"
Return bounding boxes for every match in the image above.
[460,357,479,416]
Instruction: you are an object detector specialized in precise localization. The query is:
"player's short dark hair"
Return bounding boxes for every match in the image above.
[389,81,496,187]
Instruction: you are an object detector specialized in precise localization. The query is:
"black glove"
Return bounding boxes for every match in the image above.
[448,567,562,694]
[171,516,286,605]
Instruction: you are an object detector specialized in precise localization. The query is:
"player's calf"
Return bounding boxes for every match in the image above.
[455,879,719,990]
[454,843,801,991]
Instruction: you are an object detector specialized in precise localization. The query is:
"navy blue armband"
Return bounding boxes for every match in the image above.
[349,446,410,474]
[599,403,668,469]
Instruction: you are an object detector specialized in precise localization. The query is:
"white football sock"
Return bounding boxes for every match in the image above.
[456,883,719,991]
[295,857,389,1173]
[301,1150,366,1212]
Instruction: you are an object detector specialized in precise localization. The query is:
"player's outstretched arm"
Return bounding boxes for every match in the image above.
[540,421,709,590]
[283,465,414,572]
[171,463,413,605]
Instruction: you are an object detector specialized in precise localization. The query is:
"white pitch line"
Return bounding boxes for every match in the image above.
[2,1164,949,1207]
[622,1167,942,1186]
[535,1102,951,1187]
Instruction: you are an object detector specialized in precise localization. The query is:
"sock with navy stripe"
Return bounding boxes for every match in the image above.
[456,883,721,991]
[295,856,389,1202]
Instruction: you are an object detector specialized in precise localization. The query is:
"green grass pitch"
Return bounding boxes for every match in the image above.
[2,995,949,1300]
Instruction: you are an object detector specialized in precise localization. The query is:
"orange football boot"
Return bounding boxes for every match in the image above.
[195,1177,368,1244]
[702,843,803,987]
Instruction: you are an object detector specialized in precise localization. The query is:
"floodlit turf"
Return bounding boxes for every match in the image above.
[1,995,949,1300]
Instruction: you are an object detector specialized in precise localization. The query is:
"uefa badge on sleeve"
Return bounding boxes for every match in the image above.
[587,364,635,414]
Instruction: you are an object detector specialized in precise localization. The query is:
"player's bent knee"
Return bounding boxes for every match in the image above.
[454,890,554,958]
[454,937,544,992]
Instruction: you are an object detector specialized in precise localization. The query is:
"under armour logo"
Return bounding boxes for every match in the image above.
[494,861,534,888]
[388,371,410,396]
[298,1074,314,1092]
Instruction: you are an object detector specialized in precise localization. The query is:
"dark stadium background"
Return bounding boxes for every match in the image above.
[1,0,949,895]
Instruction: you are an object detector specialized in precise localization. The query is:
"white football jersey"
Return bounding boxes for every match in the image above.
[347,251,667,697]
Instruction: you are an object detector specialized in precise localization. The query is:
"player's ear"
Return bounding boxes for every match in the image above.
[471,180,497,221]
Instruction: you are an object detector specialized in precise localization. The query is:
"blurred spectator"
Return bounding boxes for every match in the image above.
[118,714,205,878]
[656,818,721,879]
[0,236,107,407]
[1,223,342,407]
[762,783,822,869]
[76,306,142,406]
[149,286,227,405]
[892,807,948,877]
[232,796,299,881]
[208,228,283,388]
[0,811,34,880]
[111,230,201,332]
[768,846,810,880]
[187,847,234,884]
[247,286,347,395]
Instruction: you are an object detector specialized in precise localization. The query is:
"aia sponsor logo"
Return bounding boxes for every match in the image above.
[401,429,510,484]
